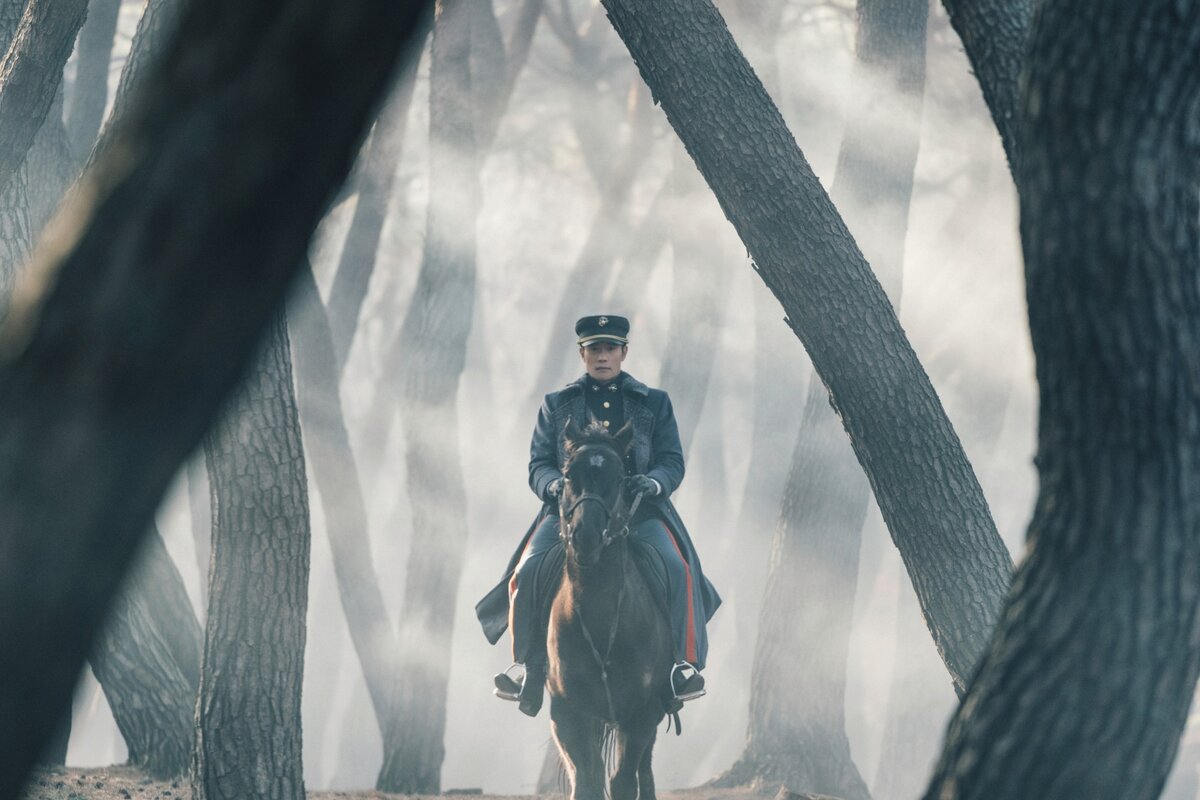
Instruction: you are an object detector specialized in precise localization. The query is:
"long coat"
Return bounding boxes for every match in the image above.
[475,373,721,646]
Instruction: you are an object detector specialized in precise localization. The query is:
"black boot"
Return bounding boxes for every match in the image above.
[518,664,546,717]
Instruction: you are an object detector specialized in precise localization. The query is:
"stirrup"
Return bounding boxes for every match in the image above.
[493,664,525,702]
[670,662,706,702]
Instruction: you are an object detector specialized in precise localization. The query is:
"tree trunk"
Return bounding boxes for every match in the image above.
[193,311,310,800]
[922,3,1200,798]
[65,0,123,161]
[0,0,89,196]
[326,43,424,369]
[0,0,31,311]
[0,0,429,791]
[722,0,929,793]
[939,0,1031,171]
[598,0,1012,696]
[375,1,476,791]
[90,531,198,778]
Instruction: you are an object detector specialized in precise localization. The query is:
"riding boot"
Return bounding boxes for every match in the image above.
[518,663,546,717]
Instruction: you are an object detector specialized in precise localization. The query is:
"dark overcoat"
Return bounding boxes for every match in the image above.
[475,373,721,645]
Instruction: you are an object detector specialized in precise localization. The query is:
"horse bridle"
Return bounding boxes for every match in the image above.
[558,444,636,548]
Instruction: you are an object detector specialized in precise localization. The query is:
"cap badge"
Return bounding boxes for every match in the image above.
[598,316,609,327]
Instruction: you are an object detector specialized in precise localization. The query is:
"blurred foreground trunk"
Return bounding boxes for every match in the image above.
[0,0,429,792]
[720,0,928,794]
[598,0,1012,700]
[194,312,311,800]
[922,3,1200,798]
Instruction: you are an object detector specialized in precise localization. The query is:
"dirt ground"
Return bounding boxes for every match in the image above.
[21,766,822,800]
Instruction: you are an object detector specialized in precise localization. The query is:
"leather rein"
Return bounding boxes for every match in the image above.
[557,443,646,722]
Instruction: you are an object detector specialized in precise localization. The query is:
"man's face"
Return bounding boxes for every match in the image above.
[580,342,627,381]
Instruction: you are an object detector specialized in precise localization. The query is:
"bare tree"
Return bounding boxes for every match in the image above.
[597,0,1011,697]
[65,0,123,160]
[0,0,429,792]
[719,0,930,793]
[193,312,310,800]
[922,2,1200,797]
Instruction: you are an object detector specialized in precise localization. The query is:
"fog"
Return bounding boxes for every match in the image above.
[53,0,1149,794]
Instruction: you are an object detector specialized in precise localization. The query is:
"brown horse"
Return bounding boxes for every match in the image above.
[547,419,674,800]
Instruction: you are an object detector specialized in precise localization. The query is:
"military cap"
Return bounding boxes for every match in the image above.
[575,314,630,347]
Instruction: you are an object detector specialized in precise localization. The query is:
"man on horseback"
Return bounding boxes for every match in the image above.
[476,314,720,717]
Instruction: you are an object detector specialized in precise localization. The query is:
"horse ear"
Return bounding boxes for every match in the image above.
[612,420,634,455]
[564,416,584,452]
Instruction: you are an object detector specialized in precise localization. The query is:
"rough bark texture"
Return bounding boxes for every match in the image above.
[922,3,1200,798]
[722,0,928,794]
[599,0,1012,695]
[374,1,476,792]
[0,0,429,792]
[939,0,1031,171]
[0,0,31,310]
[66,0,123,160]
[0,0,88,196]
[91,530,198,778]
[194,312,310,800]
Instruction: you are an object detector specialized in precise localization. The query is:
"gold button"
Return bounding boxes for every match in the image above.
[603,401,611,408]
[602,420,610,427]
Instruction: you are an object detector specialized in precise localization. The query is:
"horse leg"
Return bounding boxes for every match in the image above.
[550,703,605,800]
[610,721,657,800]
[637,724,658,800]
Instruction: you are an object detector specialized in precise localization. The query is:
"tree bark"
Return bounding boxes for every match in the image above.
[922,3,1200,798]
[939,0,1031,171]
[0,0,88,196]
[721,0,929,793]
[66,0,123,161]
[90,531,198,778]
[0,0,429,792]
[0,0,31,313]
[598,0,1012,697]
[374,1,476,791]
[193,311,310,800]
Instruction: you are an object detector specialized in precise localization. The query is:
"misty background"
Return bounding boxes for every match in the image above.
[50,0,1132,793]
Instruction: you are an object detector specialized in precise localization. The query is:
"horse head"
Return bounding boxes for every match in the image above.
[559,417,635,567]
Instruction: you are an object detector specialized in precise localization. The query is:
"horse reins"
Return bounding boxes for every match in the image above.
[559,443,648,723]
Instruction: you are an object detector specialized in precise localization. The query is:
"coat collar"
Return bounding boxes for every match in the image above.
[566,372,649,396]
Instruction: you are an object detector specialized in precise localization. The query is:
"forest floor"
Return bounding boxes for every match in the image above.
[21,766,828,800]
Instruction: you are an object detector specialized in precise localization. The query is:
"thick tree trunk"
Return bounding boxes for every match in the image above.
[374,1,476,791]
[0,0,88,196]
[599,0,1012,696]
[65,0,123,161]
[90,531,198,778]
[0,0,428,792]
[0,0,31,311]
[922,3,1200,799]
[722,0,928,793]
[193,311,310,800]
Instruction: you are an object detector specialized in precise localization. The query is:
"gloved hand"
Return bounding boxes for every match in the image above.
[546,477,565,499]
[627,474,660,497]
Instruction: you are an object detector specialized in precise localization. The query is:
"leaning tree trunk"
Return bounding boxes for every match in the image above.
[193,311,311,800]
[374,0,476,791]
[598,0,1011,696]
[720,0,929,793]
[0,0,429,791]
[91,530,198,778]
[921,3,1200,799]
[0,0,31,312]
[65,0,123,161]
